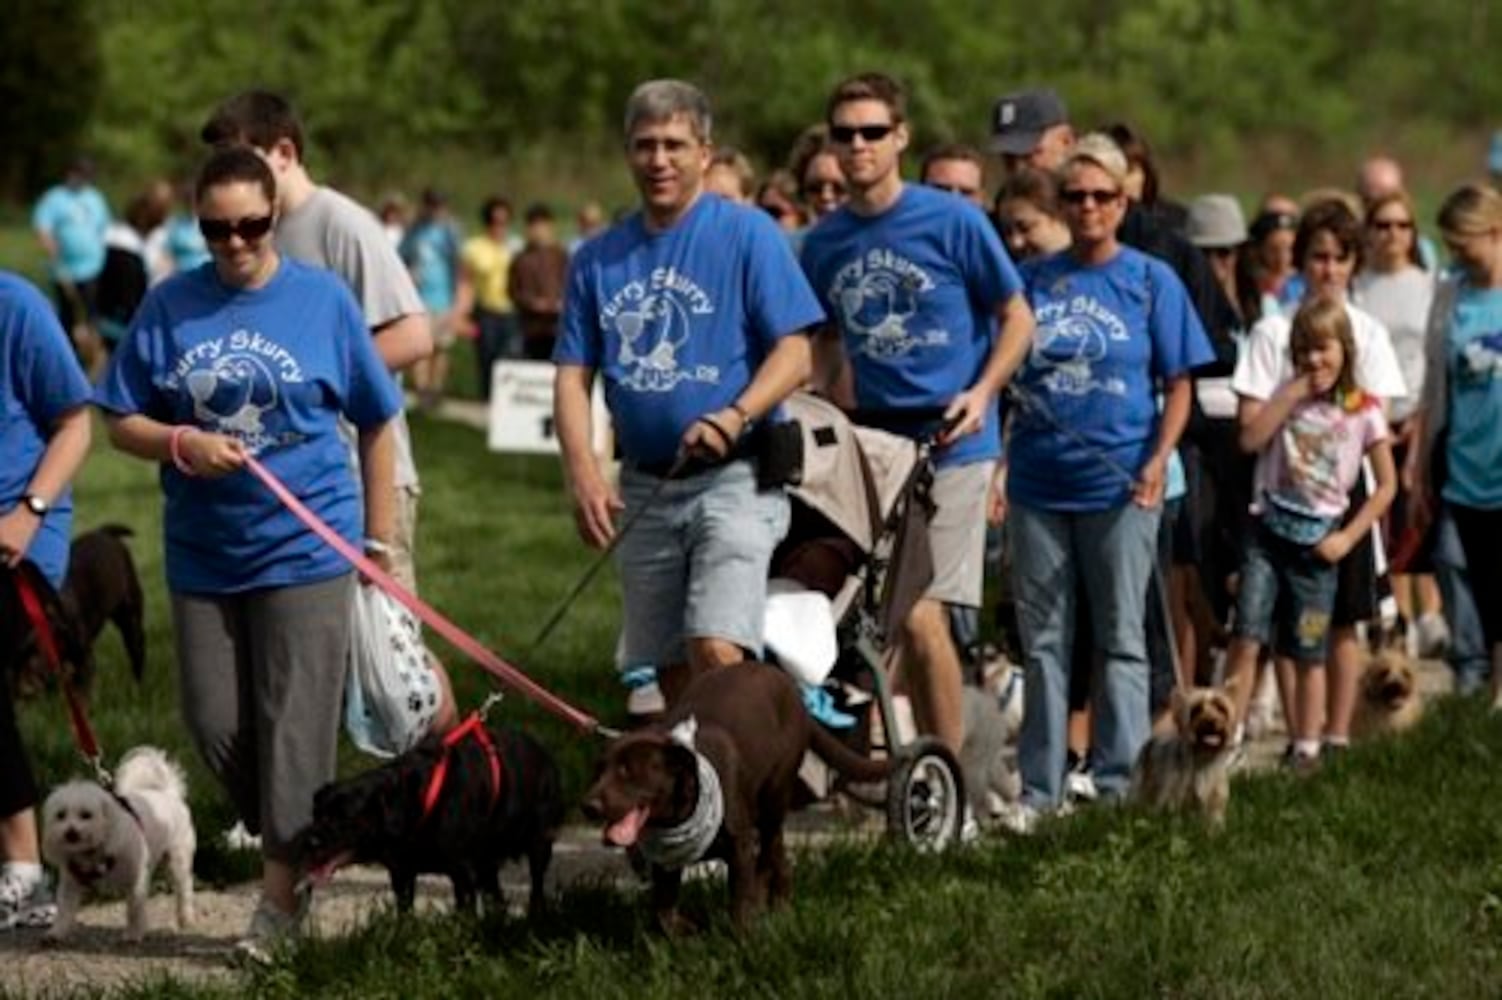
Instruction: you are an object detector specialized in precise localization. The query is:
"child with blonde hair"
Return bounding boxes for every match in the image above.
[1224,295,1397,771]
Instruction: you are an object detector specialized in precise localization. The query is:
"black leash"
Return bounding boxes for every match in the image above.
[529,450,692,652]
[1005,383,1185,689]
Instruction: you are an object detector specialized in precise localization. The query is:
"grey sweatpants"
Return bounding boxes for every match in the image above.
[171,573,353,861]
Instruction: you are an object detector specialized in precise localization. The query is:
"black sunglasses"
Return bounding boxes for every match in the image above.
[199,215,275,243]
[803,179,847,197]
[1371,219,1414,232]
[829,123,894,145]
[1061,188,1121,206]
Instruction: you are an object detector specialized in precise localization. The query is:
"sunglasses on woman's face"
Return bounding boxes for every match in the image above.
[199,215,274,244]
[803,179,847,198]
[1061,187,1121,206]
[1371,218,1414,232]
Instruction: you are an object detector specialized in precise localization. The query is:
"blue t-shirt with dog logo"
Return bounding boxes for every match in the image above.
[95,259,403,594]
[1443,283,1502,509]
[800,184,1024,468]
[1009,246,1213,512]
[554,193,824,467]
[0,272,93,587]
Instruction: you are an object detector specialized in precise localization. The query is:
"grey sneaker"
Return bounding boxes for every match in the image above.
[234,893,308,965]
[0,866,55,931]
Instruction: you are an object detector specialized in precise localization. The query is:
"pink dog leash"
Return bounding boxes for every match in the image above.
[244,455,609,736]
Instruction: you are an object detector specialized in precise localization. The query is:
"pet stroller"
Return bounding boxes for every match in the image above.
[761,392,966,851]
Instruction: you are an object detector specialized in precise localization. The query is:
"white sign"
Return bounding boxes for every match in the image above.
[486,360,609,456]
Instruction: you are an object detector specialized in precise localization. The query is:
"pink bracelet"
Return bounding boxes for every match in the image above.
[169,425,198,476]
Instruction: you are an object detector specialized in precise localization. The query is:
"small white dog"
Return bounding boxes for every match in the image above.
[41,746,196,942]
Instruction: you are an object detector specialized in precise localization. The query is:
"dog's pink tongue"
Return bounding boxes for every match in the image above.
[605,806,650,848]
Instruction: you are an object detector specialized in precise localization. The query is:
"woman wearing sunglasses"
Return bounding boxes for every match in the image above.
[1005,134,1213,826]
[95,146,402,957]
[1354,190,1443,656]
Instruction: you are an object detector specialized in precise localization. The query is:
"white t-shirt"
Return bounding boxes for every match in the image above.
[1232,299,1408,404]
[1352,267,1433,422]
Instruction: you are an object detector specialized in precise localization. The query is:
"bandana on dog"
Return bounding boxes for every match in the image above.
[639,717,724,870]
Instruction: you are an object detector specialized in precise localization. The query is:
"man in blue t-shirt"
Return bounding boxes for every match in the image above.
[801,73,1036,758]
[399,188,461,409]
[554,79,823,708]
[32,159,112,369]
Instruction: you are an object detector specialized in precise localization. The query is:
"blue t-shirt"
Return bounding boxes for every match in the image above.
[32,185,111,283]
[800,184,1023,467]
[1443,283,1502,509]
[0,273,93,587]
[554,194,824,467]
[94,259,403,594]
[164,214,211,273]
[399,220,460,313]
[1009,246,1214,512]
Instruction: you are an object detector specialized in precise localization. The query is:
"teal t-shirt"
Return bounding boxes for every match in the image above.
[1443,283,1502,509]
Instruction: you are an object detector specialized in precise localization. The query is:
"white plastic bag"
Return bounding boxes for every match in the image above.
[762,578,839,687]
[344,583,440,757]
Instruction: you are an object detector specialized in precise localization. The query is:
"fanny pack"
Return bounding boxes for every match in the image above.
[1260,492,1338,546]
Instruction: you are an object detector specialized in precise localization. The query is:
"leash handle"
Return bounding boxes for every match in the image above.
[244,456,604,735]
[15,571,103,763]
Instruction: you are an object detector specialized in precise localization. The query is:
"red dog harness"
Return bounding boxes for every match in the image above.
[420,713,504,824]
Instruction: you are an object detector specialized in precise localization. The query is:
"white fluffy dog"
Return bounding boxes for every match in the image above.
[41,746,196,942]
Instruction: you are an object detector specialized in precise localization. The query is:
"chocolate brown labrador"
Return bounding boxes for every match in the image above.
[582,661,889,932]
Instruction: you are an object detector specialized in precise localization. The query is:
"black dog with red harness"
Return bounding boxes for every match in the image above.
[296,714,564,916]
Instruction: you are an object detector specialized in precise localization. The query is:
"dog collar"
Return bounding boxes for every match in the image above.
[420,713,503,823]
[638,749,723,871]
[67,853,115,886]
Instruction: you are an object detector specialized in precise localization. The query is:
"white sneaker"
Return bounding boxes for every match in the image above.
[626,681,666,718]
[223,820,262,852]
[1416,612,1451,660]
[996,802,1041,836]
[234,893,308,965]
[1064,764,1098,804]
[0,864,55,931]
[960,806,981,844]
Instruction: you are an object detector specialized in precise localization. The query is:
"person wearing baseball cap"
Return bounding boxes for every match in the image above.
[990,88,1075,173]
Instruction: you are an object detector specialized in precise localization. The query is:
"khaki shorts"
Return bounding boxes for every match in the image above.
[926,460,996,607]
[390,486,420,592]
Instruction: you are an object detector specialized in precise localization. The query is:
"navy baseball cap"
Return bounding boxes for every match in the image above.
[990,88,1069,155]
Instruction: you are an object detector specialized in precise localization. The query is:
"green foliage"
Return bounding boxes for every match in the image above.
[5,0,1499,206]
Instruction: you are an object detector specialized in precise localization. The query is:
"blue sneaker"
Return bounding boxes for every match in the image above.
[801,683,856,729]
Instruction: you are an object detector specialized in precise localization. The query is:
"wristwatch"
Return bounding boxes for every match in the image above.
[21,494,49,516]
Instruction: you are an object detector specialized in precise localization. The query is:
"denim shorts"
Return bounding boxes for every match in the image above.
[615,458,790,667]
[1232,521,1339,664]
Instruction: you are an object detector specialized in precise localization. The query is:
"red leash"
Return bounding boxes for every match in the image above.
[14,570,104,767]
[243,455,609,736]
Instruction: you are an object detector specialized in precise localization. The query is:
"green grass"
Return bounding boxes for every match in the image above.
[90,694,1502,999]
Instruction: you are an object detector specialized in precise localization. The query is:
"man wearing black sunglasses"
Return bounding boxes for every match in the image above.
[802,73,1035,763]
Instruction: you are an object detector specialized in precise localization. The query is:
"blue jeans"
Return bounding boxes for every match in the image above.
[1433,507,1490,693]
[1010,500,1161,807]
[1233,522,1340,664]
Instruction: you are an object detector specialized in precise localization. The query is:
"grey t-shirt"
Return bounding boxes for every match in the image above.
[277,186,425,489]
[1353,267,1434,423]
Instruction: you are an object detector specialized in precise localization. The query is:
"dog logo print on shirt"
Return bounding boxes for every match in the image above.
[168,328,308,454]
[1027,295,1130,397]
[1459,330,1502,386]
[601,268,720,394]
[828,248,944,360]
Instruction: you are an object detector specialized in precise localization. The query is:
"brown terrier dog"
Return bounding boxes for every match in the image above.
[582,661,891,933]
[1129,681,1238,830]
[1352,651,1423,739]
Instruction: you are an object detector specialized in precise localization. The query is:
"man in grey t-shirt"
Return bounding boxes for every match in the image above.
[201,91,455,722]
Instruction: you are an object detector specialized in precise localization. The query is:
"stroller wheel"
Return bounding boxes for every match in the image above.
[886,737,965,852]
